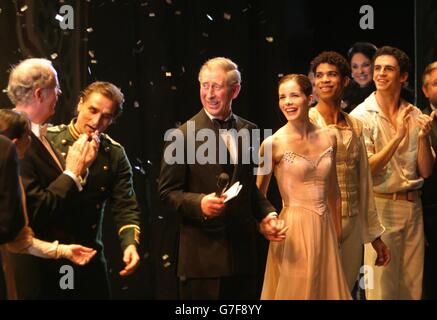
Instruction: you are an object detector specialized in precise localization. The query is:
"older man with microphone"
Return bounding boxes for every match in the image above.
[158,57,286,300]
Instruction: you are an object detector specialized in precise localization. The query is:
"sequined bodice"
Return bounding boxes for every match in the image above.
[275,146,334,216]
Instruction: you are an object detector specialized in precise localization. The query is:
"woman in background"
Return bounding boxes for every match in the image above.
[343,42,377,113]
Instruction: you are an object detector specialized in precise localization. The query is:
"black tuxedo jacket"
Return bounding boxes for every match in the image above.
[158,109,275,278]
[20,132,78,240]
[0,136,24,244]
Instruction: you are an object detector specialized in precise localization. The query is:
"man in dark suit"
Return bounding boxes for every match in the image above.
[6,58,137,299]
[0,135,24,244]
[158,57,286,300]
[0,135,25,299]
[421,61,437,300]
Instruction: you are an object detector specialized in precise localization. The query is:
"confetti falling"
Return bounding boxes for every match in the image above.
[206,14,213,21]
[133,101,140,108]
[165,72,172,77]
[20,5,28,12]
[149,12,156,17]
[174,10,182,15]
[50,53,58,60]
[223,12,231,20]
[55,14,63,22]
[88,50,95,58]
[86,27,94,33]
[90,59,98,64]
[265,36,274,43]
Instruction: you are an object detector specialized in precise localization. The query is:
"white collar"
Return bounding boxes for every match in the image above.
[31,122,48,138]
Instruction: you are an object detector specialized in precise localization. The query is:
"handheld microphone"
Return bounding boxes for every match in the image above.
[215,172,230,197]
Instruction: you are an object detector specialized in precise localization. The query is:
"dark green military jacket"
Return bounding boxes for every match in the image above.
[46,120,141,252]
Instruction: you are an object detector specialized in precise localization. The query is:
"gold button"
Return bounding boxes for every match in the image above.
[103,165,109,171]
[61,139,67,145]
[96,203,101,209]
[100,186,106,192]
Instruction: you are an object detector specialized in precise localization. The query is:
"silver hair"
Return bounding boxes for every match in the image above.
[7,58,58,105]
[198,57,241,85]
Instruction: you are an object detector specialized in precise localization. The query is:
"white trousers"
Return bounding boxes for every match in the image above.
[364,197,424,300]
[340,215,363,291]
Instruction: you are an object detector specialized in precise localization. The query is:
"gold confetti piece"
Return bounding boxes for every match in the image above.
[133,101,140,108]
[20,5,28,12]
[50,53,58,60]
[206,14,213,21]
[163,262,171,268]
[174,10,182,15]
[90,59,98,64]
[88,50,95,58]
[165,72,172,77]
[278,73,284,78]
[2,88,8,93]
[162,254,169,260]
[86,27,94,33]
[165,0,172,4]
[149,12,156,17]
[171,86,177,90]
[224,12,231,20]
[265,36,274,43]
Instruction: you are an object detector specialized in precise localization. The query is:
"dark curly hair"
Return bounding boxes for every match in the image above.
[373,46,410,75]
[310,51,351,78]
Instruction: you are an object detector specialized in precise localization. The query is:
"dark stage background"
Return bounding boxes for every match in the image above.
[0,0,436,299]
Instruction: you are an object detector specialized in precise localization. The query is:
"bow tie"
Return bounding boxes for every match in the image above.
[213,117,236,130]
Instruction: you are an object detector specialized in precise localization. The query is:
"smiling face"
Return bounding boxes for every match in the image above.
[199,67,240,120]
[351,52,373,88]
[314,63,347,102]
[75,92,116,135]
[278,79,310,122]
[373,55,408,94]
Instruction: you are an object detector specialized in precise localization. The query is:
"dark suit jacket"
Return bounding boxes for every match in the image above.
[20,132,78,240]
[158,109,275,279]
[0,136,24,244]
[13,131,110,299]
